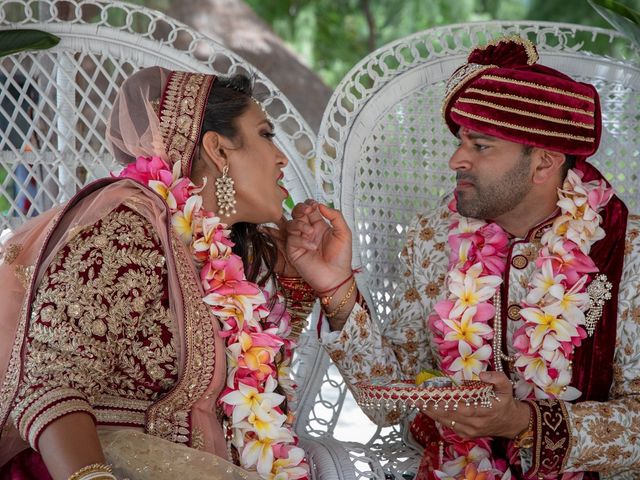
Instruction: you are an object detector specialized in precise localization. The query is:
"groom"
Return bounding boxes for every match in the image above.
[286,37,639,478]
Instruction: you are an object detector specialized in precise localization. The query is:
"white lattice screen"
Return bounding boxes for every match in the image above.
[0,0,316,236]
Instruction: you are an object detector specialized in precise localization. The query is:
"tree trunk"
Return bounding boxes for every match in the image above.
[168,0,332,133]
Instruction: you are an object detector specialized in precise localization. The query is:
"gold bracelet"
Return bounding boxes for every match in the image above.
[323,278,356,319]
[67,463,114,480]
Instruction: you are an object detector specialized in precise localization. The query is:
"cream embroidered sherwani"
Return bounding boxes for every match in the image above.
[320,203,640,477]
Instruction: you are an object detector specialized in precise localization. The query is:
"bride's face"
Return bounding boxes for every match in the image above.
[220,102,290,225]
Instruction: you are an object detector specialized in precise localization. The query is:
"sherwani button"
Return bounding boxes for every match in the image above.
[507,304,522,320]
[511,255,528,269]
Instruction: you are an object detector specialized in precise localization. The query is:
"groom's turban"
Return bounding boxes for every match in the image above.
[442,36,601,157]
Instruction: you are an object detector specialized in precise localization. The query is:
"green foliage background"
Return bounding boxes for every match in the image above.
[243,0,639,87]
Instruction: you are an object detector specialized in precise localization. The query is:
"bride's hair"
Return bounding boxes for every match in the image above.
[198,74,278,287]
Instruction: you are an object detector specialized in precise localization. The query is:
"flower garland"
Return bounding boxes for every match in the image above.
[117,156,309,480]
[429,169,612,479]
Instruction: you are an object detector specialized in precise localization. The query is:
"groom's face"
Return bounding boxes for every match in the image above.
[448,127,533,220]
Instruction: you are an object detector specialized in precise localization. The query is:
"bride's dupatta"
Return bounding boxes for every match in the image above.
[0,178,232,475]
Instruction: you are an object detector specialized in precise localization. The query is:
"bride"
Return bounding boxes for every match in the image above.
[0,67,315,480]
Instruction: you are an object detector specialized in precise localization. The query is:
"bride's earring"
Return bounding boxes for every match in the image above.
[215,164,237,217]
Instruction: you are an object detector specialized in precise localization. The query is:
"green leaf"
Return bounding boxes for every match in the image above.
[0,29,60,58]
[589,0,640,46]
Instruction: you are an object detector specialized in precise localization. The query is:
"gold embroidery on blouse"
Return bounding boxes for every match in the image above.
[12,208,178,446]
[146,233,217,448]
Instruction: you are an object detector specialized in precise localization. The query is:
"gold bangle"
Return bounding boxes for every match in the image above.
[323,278,356,319]
[514,402,535,449]
[67,463,113,480]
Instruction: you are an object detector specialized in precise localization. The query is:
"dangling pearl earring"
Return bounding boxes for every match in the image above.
[215,164,236,217]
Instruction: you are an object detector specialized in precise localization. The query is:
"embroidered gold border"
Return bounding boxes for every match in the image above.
[146,233,216,448]
[450,107,595,143]
[28,398,93,449]
[0,211,62,436]
[16,388,85,438]
[442,64,495,118]
[95,409,146,426]
[456,98,594,130]
[559,400,573,472]
[529,400,543,477]
[158,72,216,177]
[465,88,594,117]
[481,75,595,103]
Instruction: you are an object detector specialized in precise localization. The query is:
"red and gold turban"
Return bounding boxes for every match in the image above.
[442,36,601,157]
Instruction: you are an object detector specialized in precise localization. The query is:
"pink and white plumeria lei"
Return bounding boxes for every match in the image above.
[118,156,309,480]
[429,169,612,479]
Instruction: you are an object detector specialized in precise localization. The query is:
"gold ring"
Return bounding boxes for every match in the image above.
[450,420,456,428]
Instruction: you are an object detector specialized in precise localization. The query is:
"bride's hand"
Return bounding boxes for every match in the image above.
[261,216,300,277]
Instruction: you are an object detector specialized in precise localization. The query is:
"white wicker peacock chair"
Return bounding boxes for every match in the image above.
[0,1,358,478]
[311,21,640,479]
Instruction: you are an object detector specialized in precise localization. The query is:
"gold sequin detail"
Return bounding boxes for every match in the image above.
[14,265,34,289]
[2,244,22,265]
[159,71,215,177]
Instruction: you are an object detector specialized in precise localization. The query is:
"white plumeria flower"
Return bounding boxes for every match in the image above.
[242,428,296,476]
[545,276,590,325]
[458,238,473,265]
[449,263,502,318]
[171,195,202,244]
[526,260,565,305]
[449,342,491,380]
[514,354,551,387]
[221,377,285,425]
[443,306,493,348]
[520,306,579,351]
[268,447,308,480]
[451,216,485,235]
[242,437,275,476]
[236,404,288,440]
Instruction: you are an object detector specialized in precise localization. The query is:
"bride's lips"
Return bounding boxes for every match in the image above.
[277,173,289,197]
